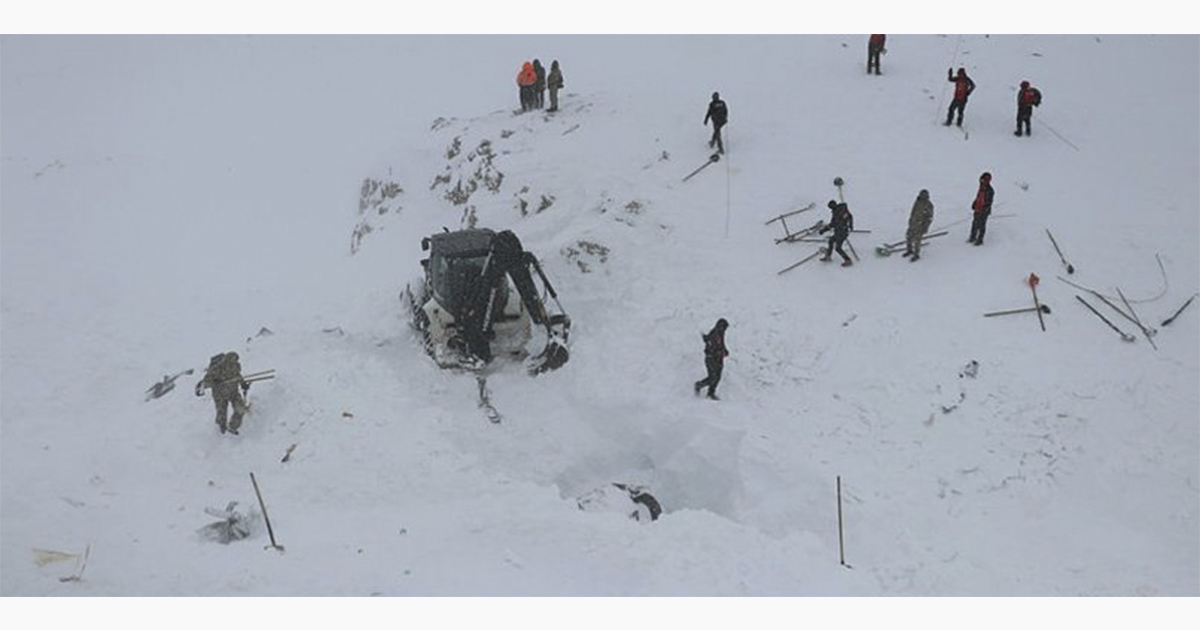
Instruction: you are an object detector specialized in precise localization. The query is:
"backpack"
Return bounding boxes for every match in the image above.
[206,352,239,381]
[1023,88,1042,107]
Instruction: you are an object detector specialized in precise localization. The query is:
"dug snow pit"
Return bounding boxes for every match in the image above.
[577,484,662,522]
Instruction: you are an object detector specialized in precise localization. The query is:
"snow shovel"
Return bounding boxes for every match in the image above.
[1027,273,1046,332]
[682,153,720,182]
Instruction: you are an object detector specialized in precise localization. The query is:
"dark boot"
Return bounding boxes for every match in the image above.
[693,381,703,396]
[841,258,854,267]
[910,253,920,262]
[901,249,913,257]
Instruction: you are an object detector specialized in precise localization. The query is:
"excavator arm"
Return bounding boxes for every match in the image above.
[459,230,571,372]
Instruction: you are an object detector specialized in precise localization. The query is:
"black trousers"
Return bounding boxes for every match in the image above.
[709,123,725,153]
[695,357,724,396]
[969,210,991,243]
[1016,106,1033,135]
[946,99,968,125]
[825,233,851,261]
[867,47,882,74]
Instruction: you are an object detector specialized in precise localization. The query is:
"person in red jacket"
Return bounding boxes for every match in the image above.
[944,67,976,127]
[693,318,729,400]
[517,61,537,112]
[867,35,886,75]
[968,171,994,246]
[1015,80,1042,137]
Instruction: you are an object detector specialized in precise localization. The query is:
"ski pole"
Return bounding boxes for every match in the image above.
[1091,291,1143,331]
[1116,287,1157,350]
[1028,273,1047,332]
[876,231,949,257]
[778,250,823,275]
[1162,293,1198,327]
[765,203,815,226]
[984,304,1051,317]
[1075,295,1136,342]
[1045,229,1075,274]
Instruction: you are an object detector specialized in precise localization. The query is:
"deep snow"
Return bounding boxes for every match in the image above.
[2,34,1198,602]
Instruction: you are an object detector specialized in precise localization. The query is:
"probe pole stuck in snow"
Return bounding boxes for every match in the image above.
[837,475,850,569]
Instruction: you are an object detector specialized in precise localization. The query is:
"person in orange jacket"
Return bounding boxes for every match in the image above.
[968,171,994,246]
[517,61,538,112]
[944,67,976,127]
[1015,80,1042,137]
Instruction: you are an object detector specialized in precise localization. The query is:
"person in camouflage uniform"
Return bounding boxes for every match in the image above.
[533,59,547,109]
[547,60,564,112]
[903,189,935,261]
[195,351,249,435]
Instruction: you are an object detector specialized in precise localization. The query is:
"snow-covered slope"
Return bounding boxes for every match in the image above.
[2,35,1197,596]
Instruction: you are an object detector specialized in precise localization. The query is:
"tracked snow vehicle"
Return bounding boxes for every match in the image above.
[405,228,570,374]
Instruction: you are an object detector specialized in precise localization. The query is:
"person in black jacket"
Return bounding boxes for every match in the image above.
[704,92,728,154]
[819,200,855,267]
[693,318,729,400]
[533,59,547,109]
[968,171,994,245]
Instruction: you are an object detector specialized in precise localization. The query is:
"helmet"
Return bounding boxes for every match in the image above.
[918,189,929,198]
[828,200,838,209]
[981,171,992,181]
[712,92,720,100]
[1021,80,1030,88]
[716,318,729,329]
[957,67,966,76]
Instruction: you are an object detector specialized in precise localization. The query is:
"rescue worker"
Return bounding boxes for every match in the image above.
[819,200,855,267]
[547,60,564,112]
[195,351,249,435]
[1015,80,1042,137]
[867,34,886,75]
[694,318,730,400]
[944,67,976,127]
[533,59,547,109]
[517,61,537,112]
[703,92,728,154]
[968,172,994,246]
[904,189,935,261]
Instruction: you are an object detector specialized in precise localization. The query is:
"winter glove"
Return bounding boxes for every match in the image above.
[241,382,251,395]
[195,382,205,397]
